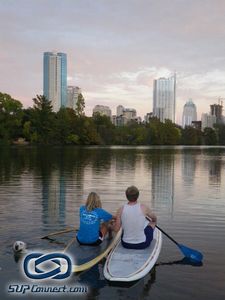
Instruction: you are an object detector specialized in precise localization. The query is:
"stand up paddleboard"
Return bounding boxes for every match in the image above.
[103,228,162,282]
[64,229,122,273]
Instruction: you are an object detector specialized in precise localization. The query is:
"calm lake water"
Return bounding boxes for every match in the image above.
[0,146,225,300]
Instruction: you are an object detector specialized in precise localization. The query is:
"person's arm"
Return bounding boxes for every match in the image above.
[141,204,157,223]
[97,208,113,222]
[113,206,123,232]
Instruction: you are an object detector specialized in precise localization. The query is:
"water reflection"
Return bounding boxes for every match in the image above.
[1,146,225,221]
[41,170,66,226]
[182,154,197,185]
[208,159,221,185]
[1,146,225,300]
[143,150,175,215]
[201,147,225,186]
[77,264,156,300]
[156,257,203,267]
[89,148,113,174]
[0,147,27,183]
[114,149,140,173]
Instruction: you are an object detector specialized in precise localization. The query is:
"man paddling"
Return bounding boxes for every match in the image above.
[114,186,157,249]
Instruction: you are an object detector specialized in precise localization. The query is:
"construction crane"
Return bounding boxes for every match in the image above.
[217,97,224,107]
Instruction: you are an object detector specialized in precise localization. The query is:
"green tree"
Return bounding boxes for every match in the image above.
[163,120,181,145]
[54,107,84,145]
[55,107,75,144]
[146,118,164,145]
[92,113,115,144]
[0,92,23,142]
[181,126,202,145]
[22,121,31,141]
[75,93,85,116]
[214,124,225,145]
[30,95,55,144]
[77,116,100,144]
[203,127,218,145]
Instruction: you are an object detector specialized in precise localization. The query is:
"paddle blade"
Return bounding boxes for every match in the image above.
[178,244,203,262]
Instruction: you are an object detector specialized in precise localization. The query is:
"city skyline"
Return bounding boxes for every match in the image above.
[1,0,225,125]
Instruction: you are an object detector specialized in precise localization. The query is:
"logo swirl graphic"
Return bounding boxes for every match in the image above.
[23,253,72,280]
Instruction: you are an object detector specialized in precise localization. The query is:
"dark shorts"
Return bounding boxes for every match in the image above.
[77,231,103,246]
[121,226,154,249]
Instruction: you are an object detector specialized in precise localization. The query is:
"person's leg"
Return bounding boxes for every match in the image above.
[100,222,108,238]
[121,226,154,249]
[100,221,113,239]
[144,226,154,245]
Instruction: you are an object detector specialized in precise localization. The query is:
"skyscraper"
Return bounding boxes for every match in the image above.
[93,105,112,117]
[117,105,124,116]
[153,74,176,123]
[67,86,81,110]
[210,104,223,124]
[182,99,197,128]
[201,113,217,130]
[43,52,67,112]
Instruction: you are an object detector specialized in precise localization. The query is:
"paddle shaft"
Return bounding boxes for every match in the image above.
[41,227,76,239]
[146,216,203,262]
[146,216,179,246]
[155,225,179,246]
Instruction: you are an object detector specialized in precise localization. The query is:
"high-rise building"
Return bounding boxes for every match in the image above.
[123,108,136,120]
[43,52,67,112]
[117,105,124,116]
[58,53,67,108]
[201,113,217,130]
[67,86,81,110]
[93,105,112,118]
[182,99,197,128]
[114,105,138,126]
[201,102,224,130]
[153,74,176,123]
[210,104,223,124]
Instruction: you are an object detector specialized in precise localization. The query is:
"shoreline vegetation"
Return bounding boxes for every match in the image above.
[1,92,225,146]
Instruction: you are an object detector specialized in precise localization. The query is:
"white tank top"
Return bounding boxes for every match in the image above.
[121,203,149,244]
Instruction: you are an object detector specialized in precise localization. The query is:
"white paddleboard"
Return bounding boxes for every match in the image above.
[104,227,162,282]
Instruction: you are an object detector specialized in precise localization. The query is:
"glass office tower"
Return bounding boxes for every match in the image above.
[43,52,67,112]
[153,74,176,123]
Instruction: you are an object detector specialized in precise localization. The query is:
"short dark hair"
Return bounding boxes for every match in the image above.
[126,186,139,202]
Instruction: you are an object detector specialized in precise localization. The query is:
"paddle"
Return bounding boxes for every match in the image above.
[146,217,203,262]
[41,227,76,239]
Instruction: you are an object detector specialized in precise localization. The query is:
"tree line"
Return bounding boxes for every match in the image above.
[1,92,225,145]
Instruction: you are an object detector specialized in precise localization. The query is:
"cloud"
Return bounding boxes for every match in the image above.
[82,67,225,123]
[1,0,225,124]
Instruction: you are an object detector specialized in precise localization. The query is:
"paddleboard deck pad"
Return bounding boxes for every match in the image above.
[104,228,162,282]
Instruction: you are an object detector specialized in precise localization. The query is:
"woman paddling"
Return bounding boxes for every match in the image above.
[114,186,157,249]
[76,192,113,245]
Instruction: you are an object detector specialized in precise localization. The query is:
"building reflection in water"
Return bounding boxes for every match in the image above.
[151,153,175,217]
[208,159,221,185]
[181,153,197,185]
[40,147,87,228]
[42,169,66,226]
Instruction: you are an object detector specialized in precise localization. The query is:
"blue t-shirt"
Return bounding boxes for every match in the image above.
[77,206,112,244]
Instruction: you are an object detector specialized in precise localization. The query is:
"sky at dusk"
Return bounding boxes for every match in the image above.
[1,0,225,124]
